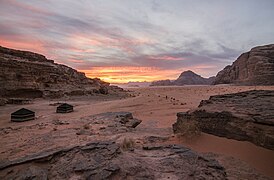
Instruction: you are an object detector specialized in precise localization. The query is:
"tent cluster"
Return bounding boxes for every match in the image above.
[10,103,73,122]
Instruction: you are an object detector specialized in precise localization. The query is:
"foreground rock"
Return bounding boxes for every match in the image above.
[173,90,274,150]
[213,44,274,85]
[1,110,270,179]
[151,70,215,86]
[0,46,124,100]
[0,112,227,179]
[0,141,228,179]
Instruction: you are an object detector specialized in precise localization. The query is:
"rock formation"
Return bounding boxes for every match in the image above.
[0,141,228,179]
[173,90,274,150]
[0,46,124,100]
[150,70,215,86]
[0,112,228,179]
[213,44,274,85]
[0,110,269,179]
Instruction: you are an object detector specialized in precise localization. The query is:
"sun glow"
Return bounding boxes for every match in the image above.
[79,66,182,83]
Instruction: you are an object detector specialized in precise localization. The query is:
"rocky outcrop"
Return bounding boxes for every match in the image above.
[0,111,227,179]
[173,90,274,150]
[151,70,215,86]
[0,142,227,179]
[0,46,123,99]
[213,44,274,85]
[1,110,270,179]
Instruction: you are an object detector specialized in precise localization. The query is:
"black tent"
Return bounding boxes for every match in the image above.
[11,108,35,122]
[56,103,73,113]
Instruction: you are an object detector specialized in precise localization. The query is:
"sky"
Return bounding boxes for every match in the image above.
[1,0,274,83]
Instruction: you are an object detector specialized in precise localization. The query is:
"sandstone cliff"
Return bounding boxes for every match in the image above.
[0,46,122,99]
[150,70,215,86]
[213,44,274,85]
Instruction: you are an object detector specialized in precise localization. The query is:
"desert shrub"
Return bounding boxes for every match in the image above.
[176,120,201,139]
[121,137,135,151]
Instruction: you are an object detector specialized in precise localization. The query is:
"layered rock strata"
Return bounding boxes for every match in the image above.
[0,46,123,99]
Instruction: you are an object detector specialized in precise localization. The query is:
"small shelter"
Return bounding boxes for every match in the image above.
[56,103,73,113]
[11,108,35,122]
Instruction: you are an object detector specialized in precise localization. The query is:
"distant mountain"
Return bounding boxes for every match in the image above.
[150,70,215,86]
[149,79,172,86]
[213,44,274,85]
[174,70,215,85]
[112,81,151,88]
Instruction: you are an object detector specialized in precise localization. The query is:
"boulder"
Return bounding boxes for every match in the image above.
[0,98,7,106]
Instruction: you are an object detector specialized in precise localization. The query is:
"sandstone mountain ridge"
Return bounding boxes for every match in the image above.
[0,46,123,99]
[150,70,215,86]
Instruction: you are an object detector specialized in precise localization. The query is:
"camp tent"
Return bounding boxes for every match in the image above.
[56,103,73,113]
[11,108,35,122]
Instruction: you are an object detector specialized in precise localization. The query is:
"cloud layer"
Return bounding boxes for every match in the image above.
[1,0,274,82]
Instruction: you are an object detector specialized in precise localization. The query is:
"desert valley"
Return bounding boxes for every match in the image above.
[1,1,274,179]
[0,44,274,179]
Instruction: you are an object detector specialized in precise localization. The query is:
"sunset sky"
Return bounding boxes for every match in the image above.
[1,0,274,83]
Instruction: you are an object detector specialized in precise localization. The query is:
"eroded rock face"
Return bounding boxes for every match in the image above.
[213,44,274,85]
[0,46,122,98]
[173,90,274,150]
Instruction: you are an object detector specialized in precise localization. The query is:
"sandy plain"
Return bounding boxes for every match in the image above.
[0,85,274,178]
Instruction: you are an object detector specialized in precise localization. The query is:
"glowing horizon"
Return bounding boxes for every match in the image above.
[79,66,183,83]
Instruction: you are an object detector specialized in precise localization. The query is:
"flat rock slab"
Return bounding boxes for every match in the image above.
[173,90,274,150]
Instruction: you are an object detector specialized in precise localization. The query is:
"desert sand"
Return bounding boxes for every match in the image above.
[1,85,274,178]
